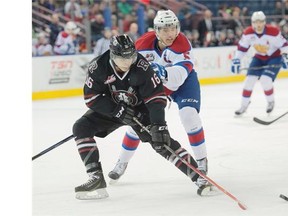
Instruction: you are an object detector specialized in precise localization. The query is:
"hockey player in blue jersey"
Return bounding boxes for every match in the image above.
[108,10,213,196]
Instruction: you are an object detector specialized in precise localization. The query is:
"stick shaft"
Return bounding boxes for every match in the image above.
[32,135,75,161]
[240,64,282,71]
[133,117,247,210]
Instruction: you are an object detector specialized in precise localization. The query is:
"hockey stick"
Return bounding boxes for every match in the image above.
[253,111,288,125]
[133,117,247,210]
[240,64,282,72]
[32,134,75,161]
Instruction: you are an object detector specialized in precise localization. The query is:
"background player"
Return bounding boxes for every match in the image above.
[108,10,213,196]
[231,11,288,115]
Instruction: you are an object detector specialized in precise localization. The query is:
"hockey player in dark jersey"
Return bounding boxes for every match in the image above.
[72,34,201,200]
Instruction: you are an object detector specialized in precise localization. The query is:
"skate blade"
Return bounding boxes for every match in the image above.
[76,188,109,200]
[109,178,119,185]
[198,186,219,196]
[234,113,244,118]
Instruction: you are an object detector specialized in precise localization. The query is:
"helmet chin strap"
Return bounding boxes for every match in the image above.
[155,32,169,50]
[159,39,168,47]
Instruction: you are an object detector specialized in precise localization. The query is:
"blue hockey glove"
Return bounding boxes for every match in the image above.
[231,58,241,74]
[150,63,168,83]
[282,53,288,69]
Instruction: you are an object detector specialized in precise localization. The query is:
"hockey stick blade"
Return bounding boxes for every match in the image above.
[164,145,247,210]
[132,117,247,210]
[253,111,288,125]
[280,194,288,201]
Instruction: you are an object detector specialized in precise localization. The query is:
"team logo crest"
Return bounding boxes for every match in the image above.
[110,86,138,106]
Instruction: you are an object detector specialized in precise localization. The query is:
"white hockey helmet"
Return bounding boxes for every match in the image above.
[65,21,80,35]
[154,10,180,36]
[251,11,266,22]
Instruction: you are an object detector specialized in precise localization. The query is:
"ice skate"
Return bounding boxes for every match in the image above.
[266,101,274,113]
[195,158,217,196]
[108,161,128,184]
[235,102,250,116]
[75,171,109,200]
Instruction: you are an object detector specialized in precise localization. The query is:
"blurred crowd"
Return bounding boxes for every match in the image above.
[32,0,288,57]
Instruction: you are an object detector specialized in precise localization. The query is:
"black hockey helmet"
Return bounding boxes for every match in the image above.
[110,34,137,59]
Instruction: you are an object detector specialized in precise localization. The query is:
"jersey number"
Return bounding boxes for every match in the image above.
[151,73,161,88]
[85,77,93,88]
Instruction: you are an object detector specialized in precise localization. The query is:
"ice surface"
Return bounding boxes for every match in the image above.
[32,79,288,216]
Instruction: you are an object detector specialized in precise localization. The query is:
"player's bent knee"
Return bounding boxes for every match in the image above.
[72,118,94,138]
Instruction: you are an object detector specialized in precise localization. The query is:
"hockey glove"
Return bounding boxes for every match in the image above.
[150,63,168,83]
[150,124,171,154]
[282,53,288,69]
[231,58,241,74]
[112,103,142,126]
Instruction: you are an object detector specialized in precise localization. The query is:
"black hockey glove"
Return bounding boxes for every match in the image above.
[150,124,171,154]
[112,102,142,126]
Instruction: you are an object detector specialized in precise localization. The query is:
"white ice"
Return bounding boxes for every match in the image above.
[32,79,288,216]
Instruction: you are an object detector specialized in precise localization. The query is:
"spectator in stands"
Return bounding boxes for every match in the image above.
[117,0,133,18]
[32,32,53,56]
[197,9,217,46]
[111,14,119,31]
[53,21,80,55]
[216,29,235,46]
[93,27,113,57]
[203,31,218,47]
[89,2,101,19]
[226,7,244,34]
[49,13,63,47]
[284,0,288,15]
[145,8,156,31]
[226,29,237,45]
[36,0,51,24]
[45,0,56,11]
[122,14,136,33]
[90,14,105,42]
[190,29,201,48]
[77,30,88,53]
[178,2,197,32]
[216,30,228,46]
[125,22,140,42]
[217,4,231,29]
[64,0,83,22]
[274,1,283,23]
[240,6,249,27]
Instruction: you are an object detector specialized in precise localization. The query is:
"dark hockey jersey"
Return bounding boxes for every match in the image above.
[83,51,167,125]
